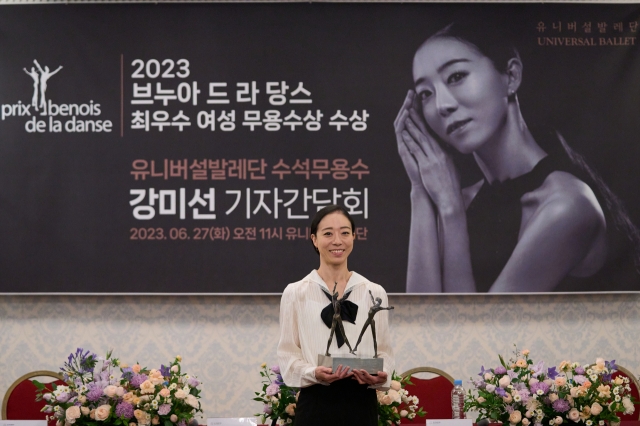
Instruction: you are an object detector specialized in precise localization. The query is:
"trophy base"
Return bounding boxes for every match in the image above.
[317,354,383,375]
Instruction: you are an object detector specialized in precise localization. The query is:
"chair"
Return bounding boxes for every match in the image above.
[611,365,640,421]
[400,366,455,422]
[2,370,65,426]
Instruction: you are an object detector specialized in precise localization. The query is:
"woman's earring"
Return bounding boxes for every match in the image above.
[508,89,516,100]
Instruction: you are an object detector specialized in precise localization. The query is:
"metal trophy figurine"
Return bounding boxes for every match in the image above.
[325,282,354,356]
[318,287,394,374]
[351,290,394,358]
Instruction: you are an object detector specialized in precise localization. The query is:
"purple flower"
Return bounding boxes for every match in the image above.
[507,370,518,379]
[505,405,515,414]
[531,361,545,376]
[121,367,133,380]
[547,367,559,380]
[266,383,280,396]
[472,378,486,389]
[130,373,148,388]
[478,366,488,376]
[606,360,617,371]
[271,365,281,375]
[552,399,570,413]
[518,389,531,404]
[495,366,507,375]
[115,402,134,419]
[160,364,171,377]
[574,366,585,375]
[573,375,586,385]
[530,382,550,395]
[263,405,272,414]
[158,404,172,416]
[56,392,70,403]
[495,387,507,397]
[178,421,187,426]
[603,373,612,382]
[86,384,104,402]
[187,377,200,387]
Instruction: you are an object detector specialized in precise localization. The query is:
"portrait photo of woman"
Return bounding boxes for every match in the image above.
[396,19,640,293]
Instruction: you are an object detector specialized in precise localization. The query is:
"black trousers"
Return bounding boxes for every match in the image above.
[293,378,378,426]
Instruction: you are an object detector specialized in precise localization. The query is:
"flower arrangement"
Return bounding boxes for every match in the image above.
[35,348,202,426]
[253,365,425,426]
[376,372,426,426]
[253,364,298,425]
[464,347,637,426]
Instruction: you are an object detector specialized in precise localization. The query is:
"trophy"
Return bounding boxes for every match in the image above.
[317,284,394,375]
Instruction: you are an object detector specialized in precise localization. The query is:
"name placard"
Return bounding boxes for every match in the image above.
[0,421,47,426]
[206,418,259,426]
[427,420,474,426]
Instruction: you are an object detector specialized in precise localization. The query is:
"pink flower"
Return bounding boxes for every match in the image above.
[590,402,603,416]
[499,376,511,388]
[94,405,111,421]
[159,388,171,398]
[285,403,296,416]
[568,409,580,422]
[65,406,81,424]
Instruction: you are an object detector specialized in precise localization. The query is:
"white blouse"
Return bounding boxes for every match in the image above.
[277,270,394,389]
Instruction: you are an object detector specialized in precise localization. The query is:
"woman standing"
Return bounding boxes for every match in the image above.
[397,21,640,292]
[277,204,394,426]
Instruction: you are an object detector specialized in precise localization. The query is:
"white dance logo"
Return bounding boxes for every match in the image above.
[23,60,63,112]
[1,59,112,133]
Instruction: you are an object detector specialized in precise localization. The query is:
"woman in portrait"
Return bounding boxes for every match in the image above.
[397,20,640,292]
[277,204,394,426]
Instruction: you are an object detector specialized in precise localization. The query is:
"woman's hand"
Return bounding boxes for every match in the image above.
[399,91,465,216]
[351,369,388,386]
[395,90,425,189]
[314,365,353,383]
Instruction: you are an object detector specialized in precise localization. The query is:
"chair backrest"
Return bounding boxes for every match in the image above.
[400,366,455,421]
[2,370,65,426]
[612,365,640,421]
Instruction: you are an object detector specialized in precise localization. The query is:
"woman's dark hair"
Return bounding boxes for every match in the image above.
[309,204,355,254]
[427,20,520,74]
[424,20,640,274]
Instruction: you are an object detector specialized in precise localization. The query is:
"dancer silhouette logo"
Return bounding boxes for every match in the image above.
[24,59,62,113]
[1,59,112,133]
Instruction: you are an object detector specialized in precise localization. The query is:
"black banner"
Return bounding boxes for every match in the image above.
[0,4,638,293]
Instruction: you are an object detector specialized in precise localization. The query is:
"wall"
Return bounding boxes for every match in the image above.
[1,293,639,420]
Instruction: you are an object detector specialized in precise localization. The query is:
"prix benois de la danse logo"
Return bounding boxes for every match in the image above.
[1,60,112,133]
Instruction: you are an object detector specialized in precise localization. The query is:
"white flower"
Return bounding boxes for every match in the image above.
[586,369,594,375]
[408,413,416,420]
[599,422,605,425]
[590,375,598,382]
[613,387,620,395]
[549,421,555,425]
[185,374,191,380]
[623,377,630,384]
[168,383,177,390]
[514,395,522,402]
[151,400,158,409]
[615,395,621,402]
[537,390,544,396]
[586,421,593,426]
